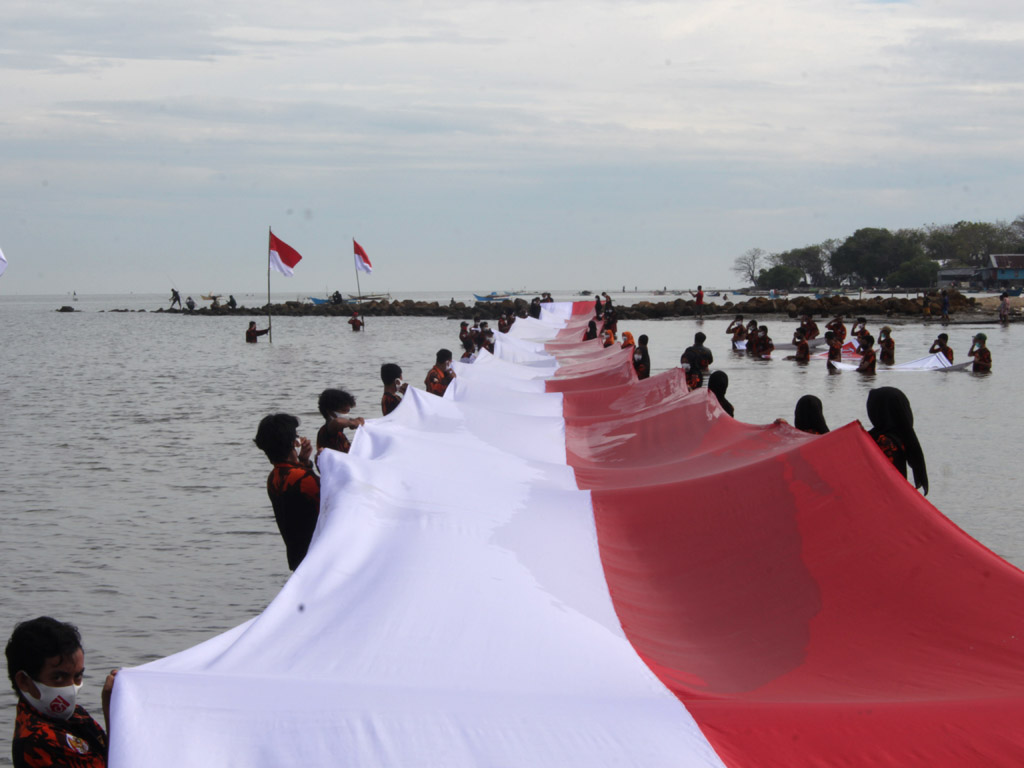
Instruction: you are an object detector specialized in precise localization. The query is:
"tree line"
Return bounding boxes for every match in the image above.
[732,215,1024,290]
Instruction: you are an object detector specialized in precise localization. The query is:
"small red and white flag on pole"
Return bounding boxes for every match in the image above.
[269,232,303,277]
[353,240,373,274]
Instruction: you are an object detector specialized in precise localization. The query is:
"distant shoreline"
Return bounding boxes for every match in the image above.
[71,290,1014,322]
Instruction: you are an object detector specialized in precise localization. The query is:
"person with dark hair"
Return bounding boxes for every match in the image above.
[460,336,478,362]
[227,295,237,309]
[929,333,953,363]
[348,311,364,331]
[969,333,992,373]
[316,389,363,456]
[826,314,847,344]
[856,334,877,374]
[6,616,117,768]
[593,294,603,319]
[825,330,842,370]
[633,334,651,380]
[726,315,746,349]
[169,288,182,309]
[583,320,598,341]
[458,321,470,346]
[755,325,774,357]
[246,321,270,343]
[744,319,760,356]
[785,328,810,363]
[850,317,869,350]
[878,326,895,365]
[707,371,734,417]
[794,395,830,434]
[798,314,820,340]
[866,387,928,495]
[680,332,713,390]
[254,413,320,570]
[529,297,542,319]
[381,364,407,416]
[425,349,455,396]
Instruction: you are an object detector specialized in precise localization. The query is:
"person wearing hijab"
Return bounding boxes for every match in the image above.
[794,395,829,435]
[866,386,928,495]
[583,320,598,341]
[707,371,734,417]
[633,334,651,380]
[620,331,635,349]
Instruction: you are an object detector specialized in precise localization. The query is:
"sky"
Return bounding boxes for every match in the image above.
[1,0,1022,296]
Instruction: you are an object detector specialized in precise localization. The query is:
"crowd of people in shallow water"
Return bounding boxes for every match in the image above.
[247,294,991,577]
[7,290,998,766]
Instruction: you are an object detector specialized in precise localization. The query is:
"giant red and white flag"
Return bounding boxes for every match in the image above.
[109,301,1024,767]
[353,239,372,274]
[0,245,8,277]
[268,232,302,277]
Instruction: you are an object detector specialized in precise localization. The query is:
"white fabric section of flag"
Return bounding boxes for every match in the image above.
[108,302,726,768]
[831,352,972,372]
[0,245,7,277]
[268,248,295,277]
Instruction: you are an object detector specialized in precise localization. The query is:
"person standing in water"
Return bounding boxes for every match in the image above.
[246,321,270,343]
[866,387,928,495]
[969,333,992,373]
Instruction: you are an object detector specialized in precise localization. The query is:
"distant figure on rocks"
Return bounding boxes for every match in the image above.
[866,386,928,495]
[254,413,320,570]
[707,371,734,417]
[381,363,407,416]
[227,295,237,309]
[185,296,195,312]
[689,285,705,317]
[348,311,364,331]
[246,321,270,343]
[169,288,182,309]
[794,395,830,435]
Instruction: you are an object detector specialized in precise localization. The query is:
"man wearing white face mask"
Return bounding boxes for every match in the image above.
[6,616,117,767]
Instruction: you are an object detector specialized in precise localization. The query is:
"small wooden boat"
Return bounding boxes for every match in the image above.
[474,292,513,302]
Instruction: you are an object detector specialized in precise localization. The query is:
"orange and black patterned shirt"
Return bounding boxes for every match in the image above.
[267,462,320,570]
[972,347,992,373]
[13,699,107,768]
[425,365,454,396]
[381,392,402,416]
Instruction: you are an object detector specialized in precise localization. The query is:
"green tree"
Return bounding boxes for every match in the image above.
[757,264,804,290]
[831,228,922,285]
[887,257,938,288]
[771,245,827,286]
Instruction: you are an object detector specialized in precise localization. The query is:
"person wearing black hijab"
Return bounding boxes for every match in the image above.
[794,395,829,435]
[866,386,928,495]
[707,371,734,417]
[583,320,598,341]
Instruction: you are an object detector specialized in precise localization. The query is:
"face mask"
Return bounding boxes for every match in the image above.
[23,680,81,720]
[394,379,403,389]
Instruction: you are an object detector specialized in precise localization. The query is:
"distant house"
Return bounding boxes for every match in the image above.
[936,267,976,289]
[977,254,1024,289]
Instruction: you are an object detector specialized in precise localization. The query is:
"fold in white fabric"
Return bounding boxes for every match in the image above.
[108,304,724,768]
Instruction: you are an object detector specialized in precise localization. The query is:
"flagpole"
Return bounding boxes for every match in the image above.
[353,240,362,301]
[267,227,273,343]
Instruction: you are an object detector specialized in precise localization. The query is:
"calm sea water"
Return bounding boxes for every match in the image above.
[0,291,1019,760]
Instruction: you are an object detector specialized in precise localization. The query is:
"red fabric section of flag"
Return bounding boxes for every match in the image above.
[548,302,1024,767]
[269,232,302,268]
[353,240,372,269]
